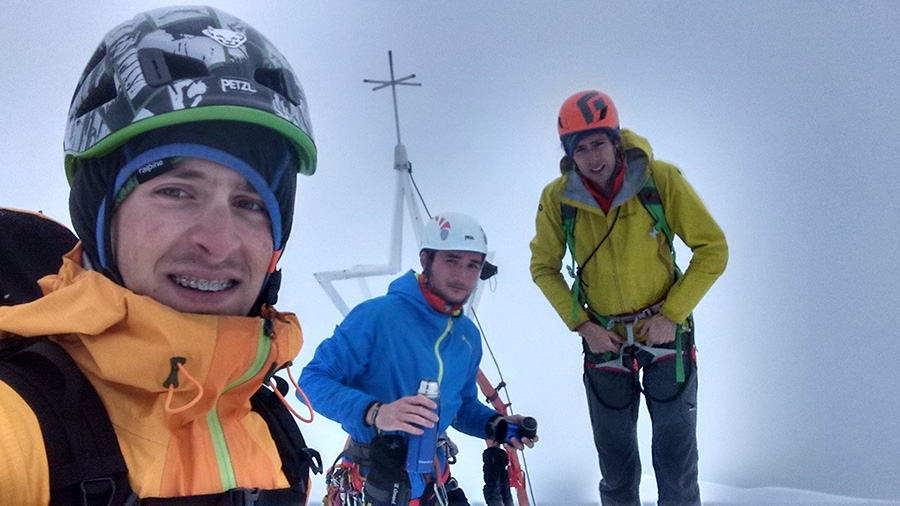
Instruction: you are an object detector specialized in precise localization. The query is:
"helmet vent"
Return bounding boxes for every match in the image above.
[70,44,108,105]
[81,45,108,84]
[74,74,117,119]
[255,68,301,106]
[138,47,209,87]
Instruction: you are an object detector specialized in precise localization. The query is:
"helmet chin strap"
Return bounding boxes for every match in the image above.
[251,270,282,317]
[251,250,284,316]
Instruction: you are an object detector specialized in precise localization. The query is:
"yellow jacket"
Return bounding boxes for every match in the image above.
[530,129,728,332]
[0,245,304,503]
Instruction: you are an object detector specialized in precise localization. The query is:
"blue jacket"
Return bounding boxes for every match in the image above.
[298,270,497,486]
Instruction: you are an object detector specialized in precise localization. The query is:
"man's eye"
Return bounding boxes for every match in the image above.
[157,187,189,198]
[237,199,266,212]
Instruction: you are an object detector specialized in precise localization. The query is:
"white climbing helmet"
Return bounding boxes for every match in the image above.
[419,212,488,255]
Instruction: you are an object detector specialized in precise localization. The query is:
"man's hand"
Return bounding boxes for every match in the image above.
[637,313,676,346]
[576,321,622,354]
[370,395,439,434]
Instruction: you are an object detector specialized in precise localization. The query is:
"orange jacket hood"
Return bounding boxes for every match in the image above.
[0,244,304,498]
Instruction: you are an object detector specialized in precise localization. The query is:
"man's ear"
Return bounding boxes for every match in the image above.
[419,250,428,269]
[560,155,577,174]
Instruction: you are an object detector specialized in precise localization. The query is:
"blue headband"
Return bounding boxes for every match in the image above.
[94,143,283,270]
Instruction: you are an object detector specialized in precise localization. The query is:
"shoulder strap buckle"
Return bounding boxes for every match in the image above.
[80,477,117,506]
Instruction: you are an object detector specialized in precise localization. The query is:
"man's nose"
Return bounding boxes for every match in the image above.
[190,204,241,261]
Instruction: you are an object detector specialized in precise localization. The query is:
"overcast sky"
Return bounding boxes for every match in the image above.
[3,1,900,504]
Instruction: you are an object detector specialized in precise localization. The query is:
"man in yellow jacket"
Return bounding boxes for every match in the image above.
[0,6,318,505]
[530,90,727,506]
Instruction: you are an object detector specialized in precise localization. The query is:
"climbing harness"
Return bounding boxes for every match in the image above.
[582,302,697,410]
[324,435,461,506]
[325,457,365,506]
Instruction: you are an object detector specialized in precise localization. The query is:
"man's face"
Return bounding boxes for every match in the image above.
[572,131,619,188]
[421,249,485,305]
[112,158,274,316]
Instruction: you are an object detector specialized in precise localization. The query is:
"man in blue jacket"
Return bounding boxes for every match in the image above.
[299,212,536,505]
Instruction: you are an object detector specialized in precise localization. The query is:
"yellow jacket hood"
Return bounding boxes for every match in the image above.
[559,129,655,209]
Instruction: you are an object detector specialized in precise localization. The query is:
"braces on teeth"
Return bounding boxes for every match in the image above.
[171,275,234,292]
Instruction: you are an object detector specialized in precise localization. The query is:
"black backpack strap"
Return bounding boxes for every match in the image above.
[0,208,78,306]
[0,338,137,506]
[250,375,323,499]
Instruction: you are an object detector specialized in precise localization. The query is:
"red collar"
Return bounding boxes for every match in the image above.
[417,274,463,316]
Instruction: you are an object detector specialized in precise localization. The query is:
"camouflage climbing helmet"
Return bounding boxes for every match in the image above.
[64,5,316,180]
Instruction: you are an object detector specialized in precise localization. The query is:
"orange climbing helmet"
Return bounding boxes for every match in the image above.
[557,90,619,139]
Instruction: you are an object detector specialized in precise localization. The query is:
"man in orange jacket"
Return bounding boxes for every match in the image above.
[0,6,318,504]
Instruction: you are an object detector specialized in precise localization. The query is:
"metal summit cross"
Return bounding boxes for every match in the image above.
[364,50,421,146]
[313,51,428,317]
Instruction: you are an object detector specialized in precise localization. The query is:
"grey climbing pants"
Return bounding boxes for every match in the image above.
[582,337,701,506]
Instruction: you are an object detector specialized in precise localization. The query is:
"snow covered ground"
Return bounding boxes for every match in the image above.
[583,478,900,506]
[690,489,900,505]
[666,481,900,506]
[310,477,900,505]
[529,478,900,506]
[457,478,900,506]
